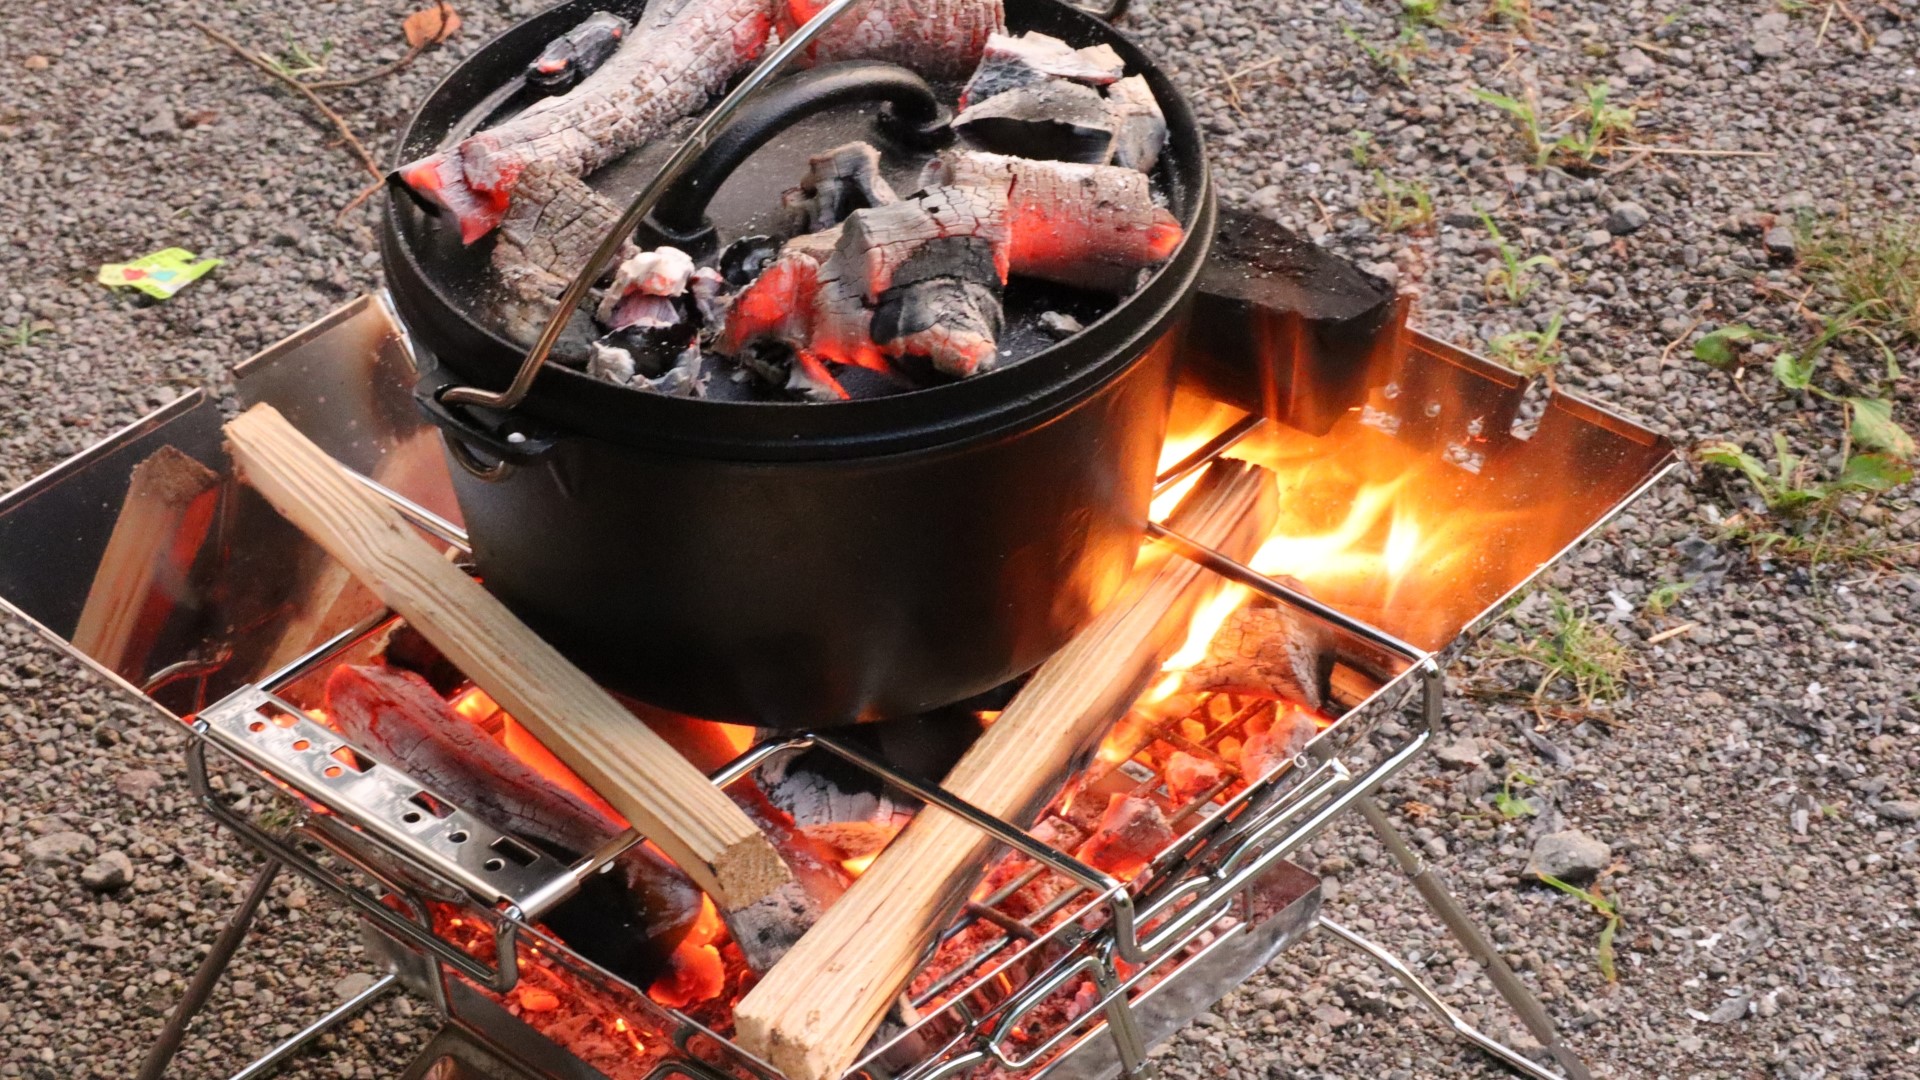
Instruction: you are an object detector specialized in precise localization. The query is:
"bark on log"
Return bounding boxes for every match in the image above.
[72,446,220,678]
[779,0,1004,78]
[491,161,639,342]
[397,0,1003,242]
[732,459,1279,1080]
[224,404,789,911]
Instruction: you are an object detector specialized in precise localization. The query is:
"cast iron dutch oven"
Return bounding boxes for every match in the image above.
[382,0,1214,728]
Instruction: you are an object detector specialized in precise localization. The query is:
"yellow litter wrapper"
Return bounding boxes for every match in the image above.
[98,248,223,300]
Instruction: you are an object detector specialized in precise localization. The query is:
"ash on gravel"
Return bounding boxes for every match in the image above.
[3,1,1919,1078]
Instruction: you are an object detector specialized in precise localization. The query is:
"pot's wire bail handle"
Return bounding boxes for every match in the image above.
[437,0,875,414]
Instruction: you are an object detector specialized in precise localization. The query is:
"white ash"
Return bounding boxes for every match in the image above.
[588,341,708,397]
[596,246,695,329]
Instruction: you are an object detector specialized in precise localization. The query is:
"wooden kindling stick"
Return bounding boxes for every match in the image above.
[224,404,790,911]
[73,446,221,678]
[733,459,1280,1080]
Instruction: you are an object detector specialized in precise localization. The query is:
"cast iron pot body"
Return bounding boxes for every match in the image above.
[383,0,1215,728]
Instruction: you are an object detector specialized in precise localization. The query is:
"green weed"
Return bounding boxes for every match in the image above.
[1351,130,1376,168]
[0,321,53,351]
[1491,770,1540,819]
[1361,171,1435,233]
[1798,215,1920,351]
[1487,311,1566,379]
[263,33,335,80]
[1343,23,1421,86]
[1644,580,1691,617]
[1480,211,1558,303]
[1537,873,1622,982]
[1493,590,1633,715]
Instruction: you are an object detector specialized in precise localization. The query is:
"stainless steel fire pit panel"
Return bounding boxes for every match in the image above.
[1034,860,1322,1080]
[0,392,224,673]
[197,683,573,910]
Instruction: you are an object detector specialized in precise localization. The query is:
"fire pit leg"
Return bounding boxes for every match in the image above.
[1348,797,1596,1080]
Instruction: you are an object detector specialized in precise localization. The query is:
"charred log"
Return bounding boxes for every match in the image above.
[526,11,630,95]
[960,30,1122,107]
[397,0,1002,242]
[1105,75,1167,173]
[781,0,1004,78]
[490,162,638,342]
[1178,604,1334,711]
[789,141,900,231]
[322,665,704,978]
[952,79,1116,165]
[722,151,1178,385]
[1074,793,1172,879]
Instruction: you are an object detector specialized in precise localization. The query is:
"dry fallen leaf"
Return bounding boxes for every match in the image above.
[403,3,462,48]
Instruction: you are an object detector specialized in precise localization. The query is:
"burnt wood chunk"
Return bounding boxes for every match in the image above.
[1074,793,1172,878]
[960,30,1123,106]
[526,11,630,95]
[790,142,900,231]
[397,0,1004,242]
[491,162,637,342]
[925,151,1183,290]
[1182,208,1402,436]
[953,79,1116,164]
[1180,604,1335,710]
[721,151,1179,386]
[1241,707,1319,781]
[322,665,706,977]
[762,750,911,860]
[781,0,1005,78]
[1105,75,1167,173]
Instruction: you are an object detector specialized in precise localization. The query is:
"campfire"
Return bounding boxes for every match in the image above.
[0,0,1682,1069]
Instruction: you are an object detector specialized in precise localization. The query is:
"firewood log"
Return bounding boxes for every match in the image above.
[777,0,1003,78]
[323,664,705,976]
[733,459,1279,1080]
[721,150,1181,388]
[490,161,639,342]
[72,446,220,678]
[224,405,790,913]
[960,31,1122,107]
[396,0,1004,243]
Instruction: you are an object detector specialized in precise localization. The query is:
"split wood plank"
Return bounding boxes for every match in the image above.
[224,404,788,910]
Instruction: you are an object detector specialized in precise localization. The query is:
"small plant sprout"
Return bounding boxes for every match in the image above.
[1691,324,1776,369]
[1,321,53,351]
[1644,580,1692,618]
[1492,589,1633,717]
[1402,0,1447,29]
[1537,873,1623,982]
[1554,83,1637,167]
[1361,172,1436,234]
[1472,87,1550,166]
[1487,311,1567,380]
[1343,23,1421,86]
[1483,0,1535,32]
[1480,211,1558,303]
[1491,771,1540,819]
[1350,129,1376,168]
[263,33,335,80]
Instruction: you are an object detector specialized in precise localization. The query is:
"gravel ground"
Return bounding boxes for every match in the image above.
[3,1,1918,1078]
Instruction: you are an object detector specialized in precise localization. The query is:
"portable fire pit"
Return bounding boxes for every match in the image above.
[0,4,1674,1078]
[0,261,1672,1080]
